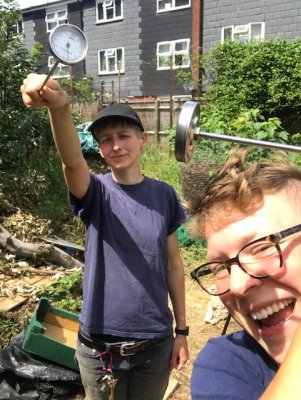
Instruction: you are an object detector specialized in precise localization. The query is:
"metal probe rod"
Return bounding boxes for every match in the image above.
[40,60,59,90]
[196,130,301,153]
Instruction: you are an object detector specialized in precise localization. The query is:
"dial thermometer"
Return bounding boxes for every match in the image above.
[41,24,88,89]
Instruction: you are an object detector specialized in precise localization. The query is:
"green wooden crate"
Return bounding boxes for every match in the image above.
[22,297,80,371]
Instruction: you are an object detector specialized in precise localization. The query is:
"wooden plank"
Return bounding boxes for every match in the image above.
[163,378,180,400]
[24,275,53,287]
[39,236,84,251]
[0,274,54,312]
[0,295,28,312]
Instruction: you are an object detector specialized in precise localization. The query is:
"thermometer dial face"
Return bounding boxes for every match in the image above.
[49,24,88,65]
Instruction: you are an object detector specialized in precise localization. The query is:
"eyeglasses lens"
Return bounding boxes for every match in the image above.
[196,241,281,295]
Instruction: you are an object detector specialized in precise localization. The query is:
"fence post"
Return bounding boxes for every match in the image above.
[155,99,160,143]
[101,81,105,104]
[111,81,115,102]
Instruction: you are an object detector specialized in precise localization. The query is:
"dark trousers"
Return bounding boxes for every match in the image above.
[75,334,173,400]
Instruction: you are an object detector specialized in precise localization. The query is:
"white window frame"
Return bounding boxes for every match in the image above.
[157,0,190,13]
[48,56,69,78]
[9,19,23,38]
[96,0,123,23]
[45,9,68,32]
[221,22,265,44]
[157,39,190,70]
[98,47,124,75]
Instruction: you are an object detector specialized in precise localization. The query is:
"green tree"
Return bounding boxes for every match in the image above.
[201,39,301,131]
[0,0,59,217]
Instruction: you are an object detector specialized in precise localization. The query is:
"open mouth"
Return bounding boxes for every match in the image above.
[250,299,295,328]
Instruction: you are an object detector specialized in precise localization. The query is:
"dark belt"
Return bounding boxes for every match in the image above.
[78,331,161,356]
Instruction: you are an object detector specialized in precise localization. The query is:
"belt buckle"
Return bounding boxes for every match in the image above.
[120,342,137,356]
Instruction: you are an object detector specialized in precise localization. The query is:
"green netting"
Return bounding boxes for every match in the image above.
[77,122,99,154]
[176,225,206,248]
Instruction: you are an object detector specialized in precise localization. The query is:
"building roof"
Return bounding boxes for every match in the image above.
[18,0,78,11]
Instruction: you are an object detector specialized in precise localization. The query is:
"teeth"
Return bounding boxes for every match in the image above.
[266,306,273,316]
[251,299,293,320]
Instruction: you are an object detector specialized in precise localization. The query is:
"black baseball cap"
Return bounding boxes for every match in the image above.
[88,102,145,138]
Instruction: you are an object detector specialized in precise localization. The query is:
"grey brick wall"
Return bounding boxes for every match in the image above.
[140,0,192,97]
[21,1,301,98]
[82,0,142,98]
[22,2,84,79]
[82,0,192,98]
[202,0,301,53]
[22,13,35,50]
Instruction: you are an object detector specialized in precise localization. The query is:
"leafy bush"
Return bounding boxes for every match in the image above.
[201,39,301,130]
[60,75,99,104]
[39,270,83,313]
[194,107,301,164]
[0,1,97,230]
[0,2,54,215]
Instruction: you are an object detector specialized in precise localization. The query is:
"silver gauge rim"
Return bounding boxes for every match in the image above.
[48,23,88,65]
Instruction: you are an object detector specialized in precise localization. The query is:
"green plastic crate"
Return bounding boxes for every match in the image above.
[22,297,80,371]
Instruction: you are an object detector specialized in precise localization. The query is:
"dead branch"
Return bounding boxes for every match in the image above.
[0,225,84,270]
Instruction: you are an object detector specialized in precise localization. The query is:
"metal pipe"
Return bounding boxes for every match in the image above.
[40,60,59,90]
[196,130,301,153]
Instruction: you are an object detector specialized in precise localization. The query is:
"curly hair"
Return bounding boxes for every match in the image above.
[188,148,301,236]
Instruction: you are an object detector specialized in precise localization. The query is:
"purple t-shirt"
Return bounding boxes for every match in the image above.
[191,330,278,399]
[70,173,187,338]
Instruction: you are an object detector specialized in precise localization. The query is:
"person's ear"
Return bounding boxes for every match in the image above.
[140,132,148,149]
[98,143,104,158]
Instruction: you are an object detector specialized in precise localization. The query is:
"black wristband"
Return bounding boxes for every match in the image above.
[175,326,189,336]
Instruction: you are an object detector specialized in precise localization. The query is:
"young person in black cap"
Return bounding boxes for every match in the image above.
[21,74,189,400]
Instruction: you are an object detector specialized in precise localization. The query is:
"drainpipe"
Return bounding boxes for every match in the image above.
[191,0,202,97]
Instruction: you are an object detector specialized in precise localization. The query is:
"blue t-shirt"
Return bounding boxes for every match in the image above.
[70,173,187,338]
[191,330,278,400]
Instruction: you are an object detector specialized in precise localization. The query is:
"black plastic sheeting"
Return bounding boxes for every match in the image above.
[0,331,84,399]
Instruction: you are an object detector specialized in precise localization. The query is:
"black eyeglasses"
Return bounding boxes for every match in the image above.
[191,223,301,296]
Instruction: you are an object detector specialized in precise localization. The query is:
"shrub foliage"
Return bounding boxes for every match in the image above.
[202,39,301,129]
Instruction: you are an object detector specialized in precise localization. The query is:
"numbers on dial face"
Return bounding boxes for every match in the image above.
[49,25,88,65]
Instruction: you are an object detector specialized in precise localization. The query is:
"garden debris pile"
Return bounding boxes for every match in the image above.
[181,161,221,206]
[0,250,80,312]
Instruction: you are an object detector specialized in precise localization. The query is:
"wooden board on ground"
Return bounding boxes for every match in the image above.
[0,295,28,312]
[163,378,180,400]
[0,275,54,312]
[24,274,54,287]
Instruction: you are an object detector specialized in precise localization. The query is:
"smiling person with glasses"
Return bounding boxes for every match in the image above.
[189,148,301,399]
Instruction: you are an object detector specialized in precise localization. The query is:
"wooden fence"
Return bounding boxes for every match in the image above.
[72,97,193,141]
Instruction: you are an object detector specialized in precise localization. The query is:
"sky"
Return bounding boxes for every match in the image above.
[18,0,60,9]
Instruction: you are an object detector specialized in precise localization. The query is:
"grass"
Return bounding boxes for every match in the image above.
[141,138,182,193]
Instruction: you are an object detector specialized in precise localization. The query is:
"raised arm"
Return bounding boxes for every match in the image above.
[21,73,90,199]
[260,322,301,400]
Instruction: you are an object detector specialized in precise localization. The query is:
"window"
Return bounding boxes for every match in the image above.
[96,0,123,23]
[45,9,68,32]
[48,56,69,78]
[221,22,265,43]
[98,48,124,74]
[157,39,190,70]
[157,0,190,12]
[8,19,23,38]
